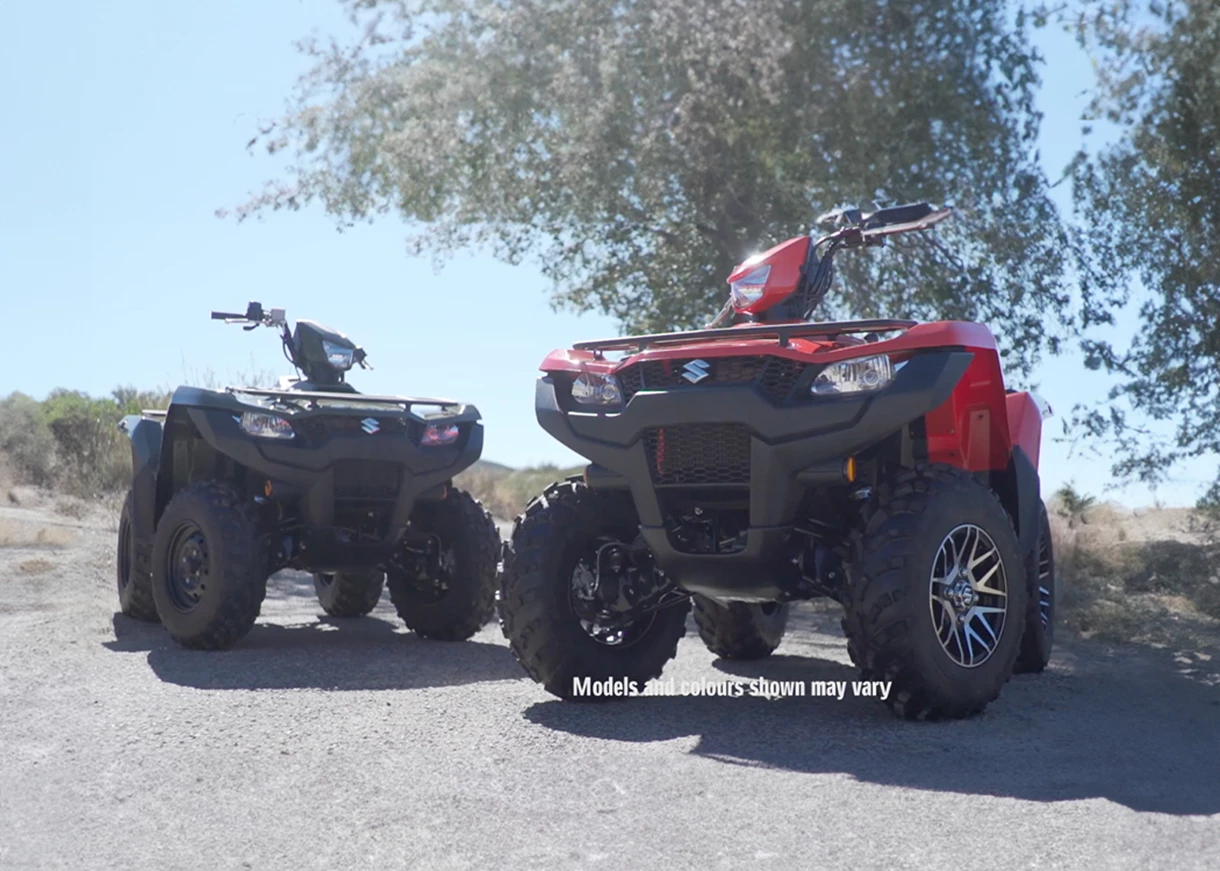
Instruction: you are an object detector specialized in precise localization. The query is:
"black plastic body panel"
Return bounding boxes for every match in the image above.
[126,418,164,541]
[538,350,973,599]
[1011,445,1042,559]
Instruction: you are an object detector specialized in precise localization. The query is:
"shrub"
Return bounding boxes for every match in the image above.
[40,390,131,495]
[455,461,583,520]
[0,392,57,485]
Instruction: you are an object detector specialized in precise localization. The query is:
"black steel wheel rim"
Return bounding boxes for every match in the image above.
[165,522,211,613]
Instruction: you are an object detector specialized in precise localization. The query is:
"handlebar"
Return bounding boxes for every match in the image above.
[210,301,286,327]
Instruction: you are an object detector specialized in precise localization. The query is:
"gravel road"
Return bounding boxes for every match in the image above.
[1,498,1218,870]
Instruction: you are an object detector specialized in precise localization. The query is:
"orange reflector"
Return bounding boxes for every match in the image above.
[264,480,273,497]
[844,457,856,483]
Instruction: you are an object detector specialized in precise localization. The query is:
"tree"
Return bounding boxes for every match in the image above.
[232,0,1074,375]
[1058,0,1220,503]
[1054,481,1096,528]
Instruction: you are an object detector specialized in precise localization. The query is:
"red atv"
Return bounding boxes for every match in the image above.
[498,203,1055,720]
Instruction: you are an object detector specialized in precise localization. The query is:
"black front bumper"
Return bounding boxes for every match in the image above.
[536,350,972,599]
[127,388,484,571]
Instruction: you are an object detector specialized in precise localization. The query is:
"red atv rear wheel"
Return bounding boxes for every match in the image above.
[1014,501,1055,673]
[693,596,788,660]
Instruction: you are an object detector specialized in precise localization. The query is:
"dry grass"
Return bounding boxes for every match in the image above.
[17,558,54,575]
[0,519,75,549]
[1049,498,1220,647]
[54,497,88,520]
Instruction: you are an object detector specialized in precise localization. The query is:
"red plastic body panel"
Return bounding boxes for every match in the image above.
[542,320,1027,473]
[726,236,810,315]
[1004,392,1042,471]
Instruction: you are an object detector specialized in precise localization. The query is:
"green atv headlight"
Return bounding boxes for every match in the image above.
[239,411,296,439]
[812,354,895,395]
[323,340,355,371]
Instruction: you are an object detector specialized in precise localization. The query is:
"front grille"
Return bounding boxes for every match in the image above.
[618,356,805,403]
[643,424,751,486]
[295,415,417,442]
[332,460,402,501]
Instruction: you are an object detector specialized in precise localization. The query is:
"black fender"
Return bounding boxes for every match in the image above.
[123,417,163,541]
[990,445,1041,561]
[1012,446,1042,559]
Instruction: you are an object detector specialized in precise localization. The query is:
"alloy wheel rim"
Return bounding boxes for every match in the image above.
[928,523,1009,668]
[1037,531,1053,630]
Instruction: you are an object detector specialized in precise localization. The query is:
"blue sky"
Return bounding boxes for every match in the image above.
[0,1,1210,506]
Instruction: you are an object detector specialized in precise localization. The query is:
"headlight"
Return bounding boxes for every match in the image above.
[421,423,460,446]
[323,340,355,371]
[812,355,895,395]
[239,411,295,439]
[570,372,623,406]
[730,265,771,308]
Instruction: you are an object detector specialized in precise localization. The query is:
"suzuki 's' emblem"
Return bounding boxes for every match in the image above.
[682,359,711,383]
[361,418,380,434]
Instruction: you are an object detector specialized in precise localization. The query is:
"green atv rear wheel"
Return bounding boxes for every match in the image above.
[116,488,158,623]
[313,570,385,618]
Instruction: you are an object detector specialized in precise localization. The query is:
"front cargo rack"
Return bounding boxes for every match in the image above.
[573,319,918,353]
[224,386,464,413]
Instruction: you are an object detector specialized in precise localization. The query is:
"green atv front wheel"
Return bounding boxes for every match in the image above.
[150,482,267,650]
[386,487,498,641]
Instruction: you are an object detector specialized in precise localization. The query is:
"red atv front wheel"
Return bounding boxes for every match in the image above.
[842,465,1027,720]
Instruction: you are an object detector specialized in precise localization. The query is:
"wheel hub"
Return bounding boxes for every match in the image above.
[945,574,978,612]
[569,539,670,647]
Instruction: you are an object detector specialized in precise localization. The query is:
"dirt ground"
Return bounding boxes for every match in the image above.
[1,490,1218,870]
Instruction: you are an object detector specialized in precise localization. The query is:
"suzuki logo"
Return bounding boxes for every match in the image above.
[361,418,380,434]
[682,359,711,383]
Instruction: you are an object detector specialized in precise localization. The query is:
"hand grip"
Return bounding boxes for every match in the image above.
[211,311,246,320]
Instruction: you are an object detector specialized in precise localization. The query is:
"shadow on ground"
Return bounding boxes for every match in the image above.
[105,571,521,692]
[526,610,1220,816]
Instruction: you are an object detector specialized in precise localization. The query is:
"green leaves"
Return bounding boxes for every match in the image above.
[234,0,1072,374]
[1064,0,1220,500]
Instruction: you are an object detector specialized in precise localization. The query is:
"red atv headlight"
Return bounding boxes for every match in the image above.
[812,355,895,395]
[570,371,623,406]
[730,265,771,308]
